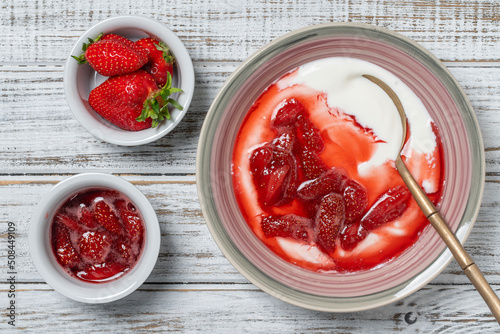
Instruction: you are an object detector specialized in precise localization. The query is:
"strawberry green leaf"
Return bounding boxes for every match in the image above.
[72,32,104,64]
[136,72,184,127]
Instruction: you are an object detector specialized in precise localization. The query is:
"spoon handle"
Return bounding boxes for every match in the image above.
[396,156,500,324]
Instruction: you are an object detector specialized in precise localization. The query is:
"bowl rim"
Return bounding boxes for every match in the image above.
[63,15,195,146]
[29,172,161,303]
[196,22,485,312]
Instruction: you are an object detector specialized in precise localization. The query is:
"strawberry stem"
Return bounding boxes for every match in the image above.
[136,72,184,128]
[71,32,104,64]
[155,41,173,64]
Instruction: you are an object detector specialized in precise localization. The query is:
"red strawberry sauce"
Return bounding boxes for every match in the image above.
[232,70,445,273]
[50,188,145,283]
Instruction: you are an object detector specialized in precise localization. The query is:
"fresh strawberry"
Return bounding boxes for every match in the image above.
[297,168,346,202]
[78,231,111,263]
[115,200,144,243]
[52,223,79,266]
[361,185,411,231]
[296,114,324,152]
[93,200,123,235]
[261,214,313,242]
[72,33,148,76]
[89,69,183,130]
[315,193,345,253]
[78,262,126,282]
[272,99,306,128]
[136,37,174,88]
[339,221,368,251]
[101,33,149,61]
[297,147,327,180]
[342,179,368,226]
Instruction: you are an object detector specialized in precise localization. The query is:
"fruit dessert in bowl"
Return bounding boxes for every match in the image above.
[197,23,485,311]
[29,173,160,303]
[64,15,195,146]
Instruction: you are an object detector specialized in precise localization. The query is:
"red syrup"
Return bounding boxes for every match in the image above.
[50,187,145,283]
[232,78,445,273]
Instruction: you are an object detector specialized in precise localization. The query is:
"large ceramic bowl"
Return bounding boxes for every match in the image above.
[196,23,484,312]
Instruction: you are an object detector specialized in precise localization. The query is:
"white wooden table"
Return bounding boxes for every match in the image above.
[1,0,500,332]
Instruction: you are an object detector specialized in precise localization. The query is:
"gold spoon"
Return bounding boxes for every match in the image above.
[363,74,500,324]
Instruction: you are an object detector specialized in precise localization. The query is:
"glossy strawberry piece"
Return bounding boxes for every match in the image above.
[93,200,123,235]
[250,145,298,208]
[78,231,111,263]
[297,168,346,202]
[261,214,313,242]
[340,221,368,251]
[342,179,368,226]
[296,114,324,152]
[272,99,306,128]
[77,262,127,282]
[115,200,144,243]
[249,144,273,174]
[361,185,411,231]
[55,213,81,232]
[78,206,97,228]
[297,148,327,180]
[272,130,296,152]
[52,223,79,267]
[315,193,345,253]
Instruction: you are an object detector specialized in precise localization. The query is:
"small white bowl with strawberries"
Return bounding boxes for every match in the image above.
[64,16,194,146]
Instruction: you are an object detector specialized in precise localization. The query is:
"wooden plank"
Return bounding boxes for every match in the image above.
[1,0,499,63]
[1,175,500,285]
[0,64,499,173]
[0,283,498,332]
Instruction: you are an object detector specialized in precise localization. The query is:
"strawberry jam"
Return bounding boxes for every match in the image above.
[232,59,445,273]
[50,188,145,283]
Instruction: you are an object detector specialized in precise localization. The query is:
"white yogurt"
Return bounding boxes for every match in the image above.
[277,57,436,175]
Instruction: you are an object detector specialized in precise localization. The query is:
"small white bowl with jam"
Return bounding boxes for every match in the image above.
[29,173,160,303]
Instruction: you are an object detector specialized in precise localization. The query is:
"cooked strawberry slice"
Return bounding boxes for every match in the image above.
[78,206,97,228]
[249,144,273,174]
[296,114,324,152]
[115,241,133,261]
[78,231,111,263]
[297,168,347,202]
[136,37,174,88]
[342,179,368,226]
[54,213,80,232]
[361,185,411,231]
[77,262,126,282]
[297,148,327,180]
[315,193,345,253]
[272,129,296,152]
[115,200,144,243]
[52,223,79,267]
[93,200,123,235]
[261,214,313,242]
[340,221,368,251]
[272,99,306,128]
[264,165,290,205]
